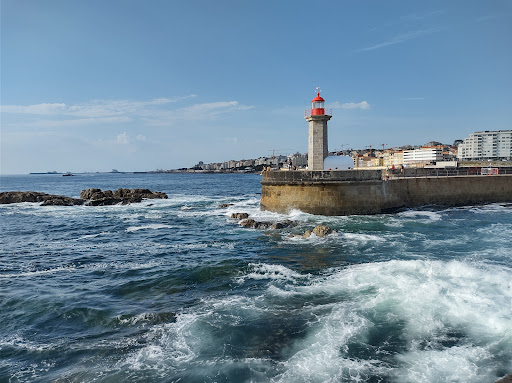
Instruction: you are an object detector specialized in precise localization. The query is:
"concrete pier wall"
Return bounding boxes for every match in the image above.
[261,171,512,216]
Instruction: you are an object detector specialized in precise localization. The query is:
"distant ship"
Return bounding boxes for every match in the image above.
[62,173,74,177]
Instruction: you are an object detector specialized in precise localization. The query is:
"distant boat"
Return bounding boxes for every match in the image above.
[62,173,74,177]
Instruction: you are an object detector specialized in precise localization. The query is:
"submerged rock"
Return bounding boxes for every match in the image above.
[219,203,233,208]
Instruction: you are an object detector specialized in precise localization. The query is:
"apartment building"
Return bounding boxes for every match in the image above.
[403,147,443,165]
[458,130,512,160]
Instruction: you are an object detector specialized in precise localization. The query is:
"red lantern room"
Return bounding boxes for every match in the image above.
[311,92,325,115]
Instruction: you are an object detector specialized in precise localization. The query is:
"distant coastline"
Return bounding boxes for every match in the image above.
[28,169,261,175]
[27,160,512,177]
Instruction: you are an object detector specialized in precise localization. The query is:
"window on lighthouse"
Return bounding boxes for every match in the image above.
[313,101,324,109]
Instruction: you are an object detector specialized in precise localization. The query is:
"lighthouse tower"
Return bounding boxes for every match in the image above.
[305,88,332,170]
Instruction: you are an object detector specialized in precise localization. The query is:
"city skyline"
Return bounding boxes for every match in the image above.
[1,0,511,174]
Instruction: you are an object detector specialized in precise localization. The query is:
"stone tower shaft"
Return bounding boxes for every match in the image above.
[306,114,331,170]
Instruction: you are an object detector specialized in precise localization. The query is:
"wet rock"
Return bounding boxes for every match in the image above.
[0,191,83,205]
[270,220,296,230]
[80,188,102,200]
[231,212,249,220]
[313,225,333,237]
[112,188,167,200]
[40,196,85,206]
[219,203,233,208]
[496,374,512,383]
[240,219,257,228]
[239,219,272,229]
[303,230,312,239]
[254,221,271,229]
[80,188,167,205]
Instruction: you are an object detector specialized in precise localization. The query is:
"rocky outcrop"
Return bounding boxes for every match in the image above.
[0,191,84,206]
[239,218,296,230]
[231,212,249,220]
[313,225,332,237]
[291,225,334,239]
[0,188,167,206]
[219,203,233,208]
[80,188,167,206]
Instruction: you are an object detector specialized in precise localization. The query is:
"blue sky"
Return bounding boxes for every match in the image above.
[1,0,511,174]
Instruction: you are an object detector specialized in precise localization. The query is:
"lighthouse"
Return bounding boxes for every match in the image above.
[305,88,332,170]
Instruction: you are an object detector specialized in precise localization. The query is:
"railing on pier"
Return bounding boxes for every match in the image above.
[386,167,512,179]
[304,108,332,117]
[262,167,512,185]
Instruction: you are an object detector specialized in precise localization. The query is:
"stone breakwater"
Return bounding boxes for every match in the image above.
[261,170,512,216]
[0,188,167,206]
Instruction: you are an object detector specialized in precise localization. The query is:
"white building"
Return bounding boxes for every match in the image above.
[458,130,512,161]
[287,152,308,167]
[403,147,443,165]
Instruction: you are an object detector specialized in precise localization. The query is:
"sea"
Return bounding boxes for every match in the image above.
[0,173,511,383]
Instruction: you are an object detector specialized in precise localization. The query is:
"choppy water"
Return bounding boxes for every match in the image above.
[0,173,511,383]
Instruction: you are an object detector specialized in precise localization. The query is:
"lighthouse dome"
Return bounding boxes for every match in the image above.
[311,94,325,102]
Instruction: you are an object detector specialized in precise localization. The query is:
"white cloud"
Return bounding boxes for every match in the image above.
[358,28,440,52]
[116,132,129,145]
[178,101,254,119]
[1,103,67,115]
[1,95,197,118]
[1,95,253,127]
[331,101,371,110]
[16,116,133,128]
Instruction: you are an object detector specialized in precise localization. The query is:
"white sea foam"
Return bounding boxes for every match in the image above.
[237,263,305,283]
[269,260,512,382]
[126,224,173,232]
[0,265,79,278]
[397,210,443,222]
[75,231,110,240]
[341,232,386,243]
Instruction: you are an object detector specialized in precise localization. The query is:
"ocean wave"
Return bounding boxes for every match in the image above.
[237,263,306,283]
[126,224,174,232]
[269,259,512,382]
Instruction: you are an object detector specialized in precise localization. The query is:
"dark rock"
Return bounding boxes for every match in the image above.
[112,188,167,200]
[231,212,249,220]
[80,188,102,200]
[219,203,233,208]
[0,191,83,206]
[1,191,48,204]
[1,188,167,207]
[81,188,167,206]
[87,197,124,206]
[270,220,296,230]
[496,374,512,383]
[238,217,296,230]
[40,196,84,206]
[254,221,271,229]
[240,219,257,228]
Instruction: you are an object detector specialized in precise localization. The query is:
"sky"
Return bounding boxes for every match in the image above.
[1,0,511,174]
